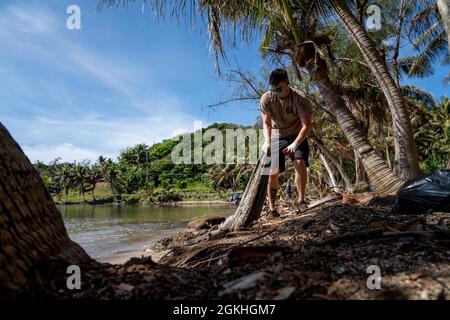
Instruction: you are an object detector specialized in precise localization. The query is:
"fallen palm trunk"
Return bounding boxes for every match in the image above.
[221,153,269,231]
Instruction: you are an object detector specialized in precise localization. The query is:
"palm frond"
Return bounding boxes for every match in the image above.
[397,55,434,78]
[409,31,448,76]
[402,85,437,108]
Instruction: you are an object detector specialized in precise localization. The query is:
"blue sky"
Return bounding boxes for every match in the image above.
[0,0,448,163]
[0,0,264,163]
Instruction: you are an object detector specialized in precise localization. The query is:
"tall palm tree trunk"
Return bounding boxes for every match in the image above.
[354,149,370,190]
[331,1,420,181]
[64,185,69,203]
[437,0,450,45]
[80,184,87,202]
[92,185,97,202]
[294,45,403,196]
[0,123,93,299]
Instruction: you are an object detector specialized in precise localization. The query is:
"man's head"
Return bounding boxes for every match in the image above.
[269,68,290,99]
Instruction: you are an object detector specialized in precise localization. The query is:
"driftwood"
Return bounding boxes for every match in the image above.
[170,229,278,268]
[297,193,343,214]
[221,153,269,231]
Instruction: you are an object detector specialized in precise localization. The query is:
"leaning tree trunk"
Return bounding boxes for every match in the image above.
[319,153,340,192]
[438,0,450,46]
[294,44,404,196]
[332,0,421,181]
[309,133,353,192]
[344,95,370,190]
[354,149,370,190]
[0,123,94,299]
[221,153,269,231]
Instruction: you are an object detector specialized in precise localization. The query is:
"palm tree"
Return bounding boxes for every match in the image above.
[54,162,73,203]
[73,162,89,203]
[97,155,118,199]
[329,0,420,181]
[87,165,103,202]
[274,1,404,194]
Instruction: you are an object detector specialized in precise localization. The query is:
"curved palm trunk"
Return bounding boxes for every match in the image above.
[0,123,93,299]
[295,45,403,196]
[343,95,371,190]
[354,149,370,189]
[319,153,340,192]
[331,1,420,181]
[309,133,353,192]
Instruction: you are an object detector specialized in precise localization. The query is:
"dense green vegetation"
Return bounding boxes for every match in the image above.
[34,96,449,205]
[34,123,255,204]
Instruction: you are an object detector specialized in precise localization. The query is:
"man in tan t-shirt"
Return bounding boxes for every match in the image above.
[260,68,312,217]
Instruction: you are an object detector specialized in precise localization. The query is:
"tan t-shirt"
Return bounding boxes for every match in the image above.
[259,86,312,138]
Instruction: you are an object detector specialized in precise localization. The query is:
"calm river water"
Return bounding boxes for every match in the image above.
[59,205,234,263]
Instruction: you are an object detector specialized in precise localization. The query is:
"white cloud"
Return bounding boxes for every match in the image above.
[13,98,210,163]
[23,143,111,164]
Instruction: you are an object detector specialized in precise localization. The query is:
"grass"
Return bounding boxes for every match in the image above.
[53,184,237,204]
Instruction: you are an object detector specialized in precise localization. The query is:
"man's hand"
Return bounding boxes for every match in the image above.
[283,141,298,156]
[262,141,271,155]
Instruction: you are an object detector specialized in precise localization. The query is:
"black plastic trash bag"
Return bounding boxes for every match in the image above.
[391,169,450,214]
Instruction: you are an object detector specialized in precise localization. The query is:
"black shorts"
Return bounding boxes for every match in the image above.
[264,136,309,173]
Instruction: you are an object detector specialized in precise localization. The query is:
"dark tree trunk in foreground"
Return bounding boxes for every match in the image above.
[221,154,269,231]
[0,123,93,299]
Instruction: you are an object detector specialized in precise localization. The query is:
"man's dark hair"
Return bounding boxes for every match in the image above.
[269,68,289,85]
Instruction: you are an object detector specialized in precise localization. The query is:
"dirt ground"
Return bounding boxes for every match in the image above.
[56,193,449,300]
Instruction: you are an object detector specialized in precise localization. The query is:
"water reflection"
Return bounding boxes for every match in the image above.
[59,205,234,260]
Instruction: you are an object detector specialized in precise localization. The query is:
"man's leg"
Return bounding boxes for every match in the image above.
[293,159,307,203]
[267,170,280,211]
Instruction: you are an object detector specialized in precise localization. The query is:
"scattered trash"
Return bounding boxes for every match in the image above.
[391,169,450,215]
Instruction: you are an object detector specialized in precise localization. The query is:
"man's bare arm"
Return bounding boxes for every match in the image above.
[293,115,311,146]
[261,112,272,144]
